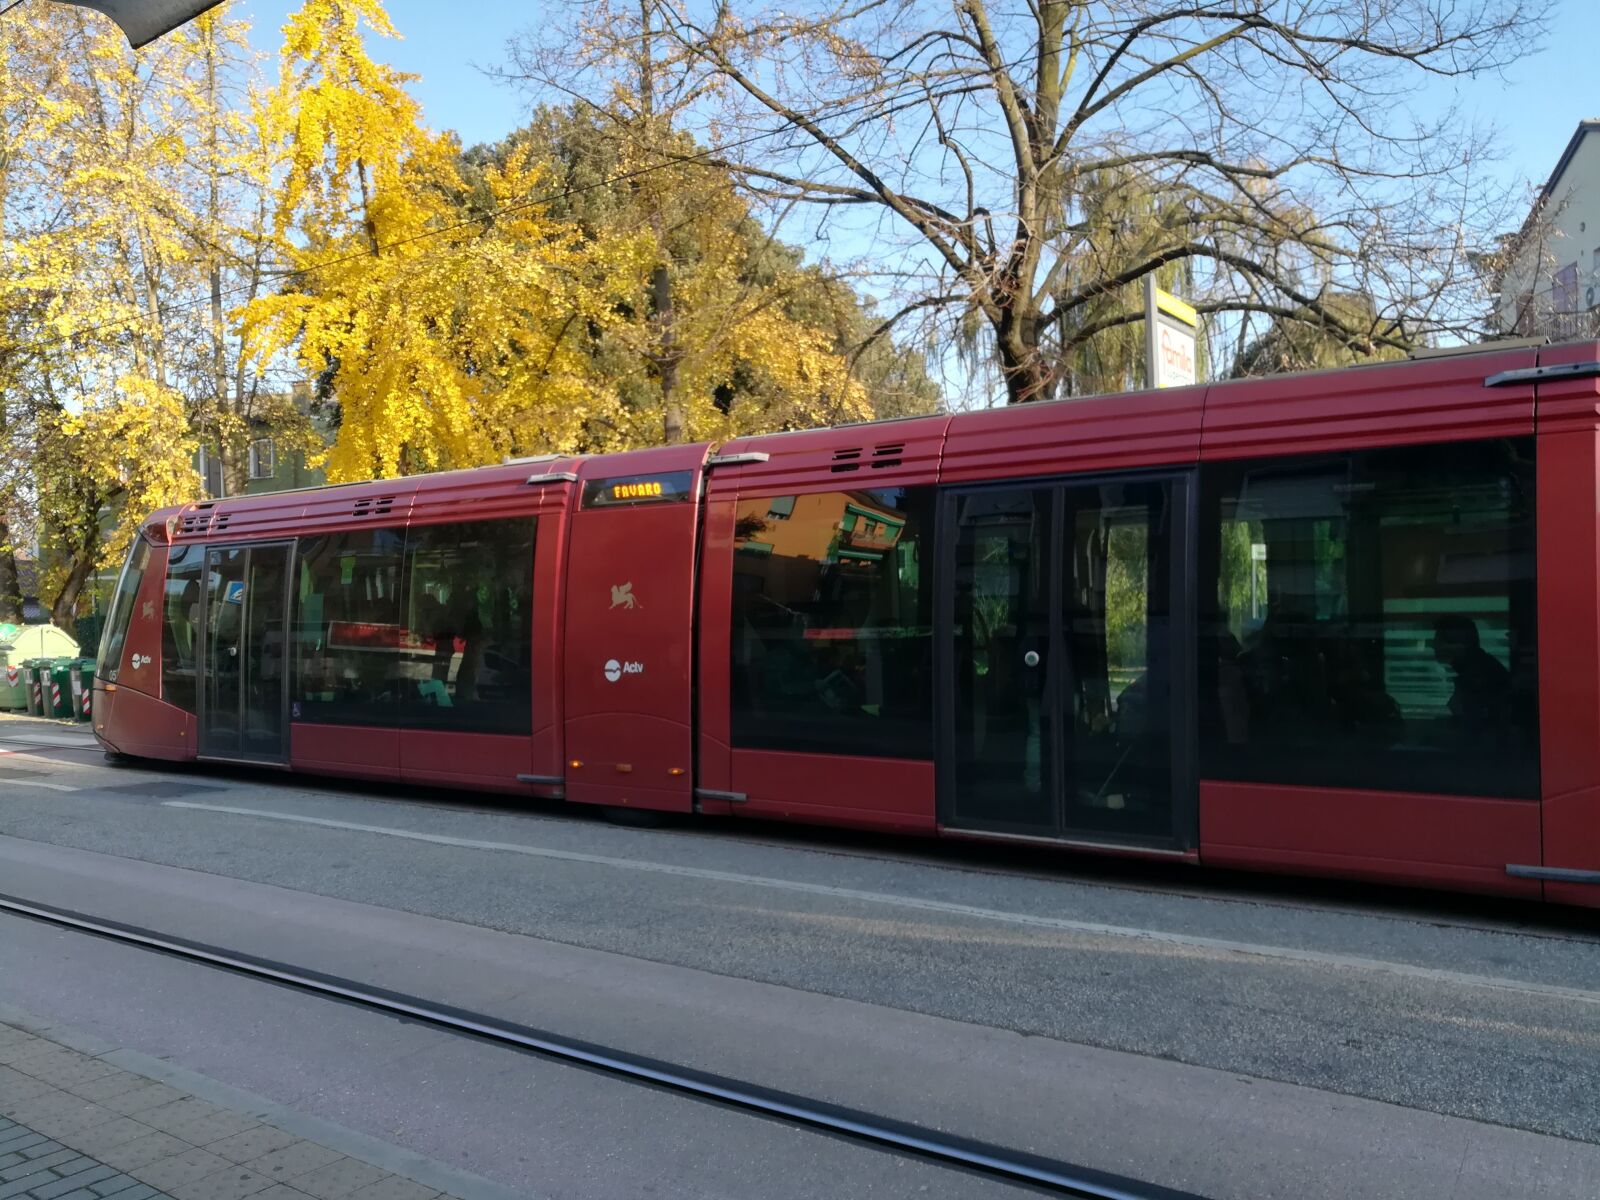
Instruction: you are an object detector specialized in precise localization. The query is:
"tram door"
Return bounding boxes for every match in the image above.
[942,475,1193,849]
[199,542,293,762]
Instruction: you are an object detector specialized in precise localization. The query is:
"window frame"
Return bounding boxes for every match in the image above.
[197,447,224,498]
[247,438,276,481]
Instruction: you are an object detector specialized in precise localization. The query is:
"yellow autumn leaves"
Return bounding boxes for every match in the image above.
[241,0,872,483]
[3,0,890,618]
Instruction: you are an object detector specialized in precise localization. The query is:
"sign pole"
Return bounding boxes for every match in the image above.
[1143,276,1159,390]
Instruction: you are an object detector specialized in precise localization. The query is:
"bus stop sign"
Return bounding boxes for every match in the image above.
[1143,277,1200,389]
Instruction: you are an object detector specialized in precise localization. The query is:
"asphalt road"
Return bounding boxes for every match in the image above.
[2,715,1599,1198]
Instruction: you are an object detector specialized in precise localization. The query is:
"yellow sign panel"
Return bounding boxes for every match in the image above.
[612,480,666,500]
[1154,288,1199,328]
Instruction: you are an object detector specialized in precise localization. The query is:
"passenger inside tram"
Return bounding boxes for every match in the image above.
[1430,615,1514,743]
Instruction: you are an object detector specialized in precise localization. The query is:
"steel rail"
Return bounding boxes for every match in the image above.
[0,892,1204,1200]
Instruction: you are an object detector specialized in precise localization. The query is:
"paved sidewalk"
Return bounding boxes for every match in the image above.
[0,1024,465,1200]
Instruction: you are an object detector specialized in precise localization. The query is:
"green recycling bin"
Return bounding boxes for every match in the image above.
[0,625,24,710]
[72,659,95,722]
[3,626,80,713]
[47,659,76,718]
[22,659,45,716]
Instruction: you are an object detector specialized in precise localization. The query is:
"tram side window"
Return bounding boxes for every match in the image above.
[292,528,405,725]
[729,487,934,759]
[397,518,536,734]
[161,545,203,712]
[1199,437,1538,799]
[97,539,151,683]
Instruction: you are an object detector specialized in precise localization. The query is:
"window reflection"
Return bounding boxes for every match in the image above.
[730,488,934,758]
[1200,437,1538,798]
[396,520,536,733]
[97,539,151,684]
[290,519,537,734]
[292,529,405,727]
[161,545,202,712]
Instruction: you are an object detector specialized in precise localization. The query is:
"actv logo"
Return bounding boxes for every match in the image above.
[603,659,644,682]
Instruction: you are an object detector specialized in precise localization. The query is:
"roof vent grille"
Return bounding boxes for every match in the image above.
[353,495,396,517]
[179,513,206,534]
[210,513,231,533]
[870,442,904,468]
[830,448,861,473]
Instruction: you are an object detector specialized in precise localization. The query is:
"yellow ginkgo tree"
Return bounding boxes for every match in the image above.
[0,1,210,623]
[251,0,886,481]
[244,0,645,481]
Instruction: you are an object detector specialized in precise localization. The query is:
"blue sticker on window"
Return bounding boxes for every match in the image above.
[224,581,246,605]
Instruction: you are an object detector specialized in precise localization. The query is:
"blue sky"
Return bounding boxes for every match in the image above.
[239,0,528,151]
[236,0,1600,206]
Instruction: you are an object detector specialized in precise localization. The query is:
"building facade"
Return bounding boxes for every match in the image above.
[1497,120,1600,339]
[193,384,330,500]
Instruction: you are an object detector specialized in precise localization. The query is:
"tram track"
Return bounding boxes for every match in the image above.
[0,890,1202,1200]
[0,738,105,757]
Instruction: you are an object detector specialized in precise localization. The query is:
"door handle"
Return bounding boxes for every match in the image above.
[228,647,237,658]
[1023,650,1040,667]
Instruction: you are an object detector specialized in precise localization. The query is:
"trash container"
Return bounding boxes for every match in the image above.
[47,658,76,718]
[0,624,24,710]
[22,659,45,716]
[2,625,81,714]
[72,659,95,722]
[0,661,23,711]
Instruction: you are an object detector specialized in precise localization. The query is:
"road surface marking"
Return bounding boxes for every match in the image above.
[162,799,1600,1007]
[2,780,81,793]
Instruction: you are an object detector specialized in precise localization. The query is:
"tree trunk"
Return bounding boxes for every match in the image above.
[660,369,685,443]
[51,555,95,631]
[651,261,687,444]
[357,159,381,255]
[222,449,249,498]
[994,305,1055,404]
[0,528,22,623]
[207,31,239,498]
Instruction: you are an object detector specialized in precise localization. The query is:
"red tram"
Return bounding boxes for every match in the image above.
[92,340,1600,905]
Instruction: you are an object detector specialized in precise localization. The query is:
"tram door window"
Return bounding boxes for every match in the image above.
[1198,436,1538,799]
[200,543,291,761]
[949,488,1054,830]
[944,477,1186,846]
[1061,482,1174,839]
[398,518,536,734]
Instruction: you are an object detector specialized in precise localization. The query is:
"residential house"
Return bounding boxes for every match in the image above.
[195,384,330,500]
[1496,119,1600,339]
